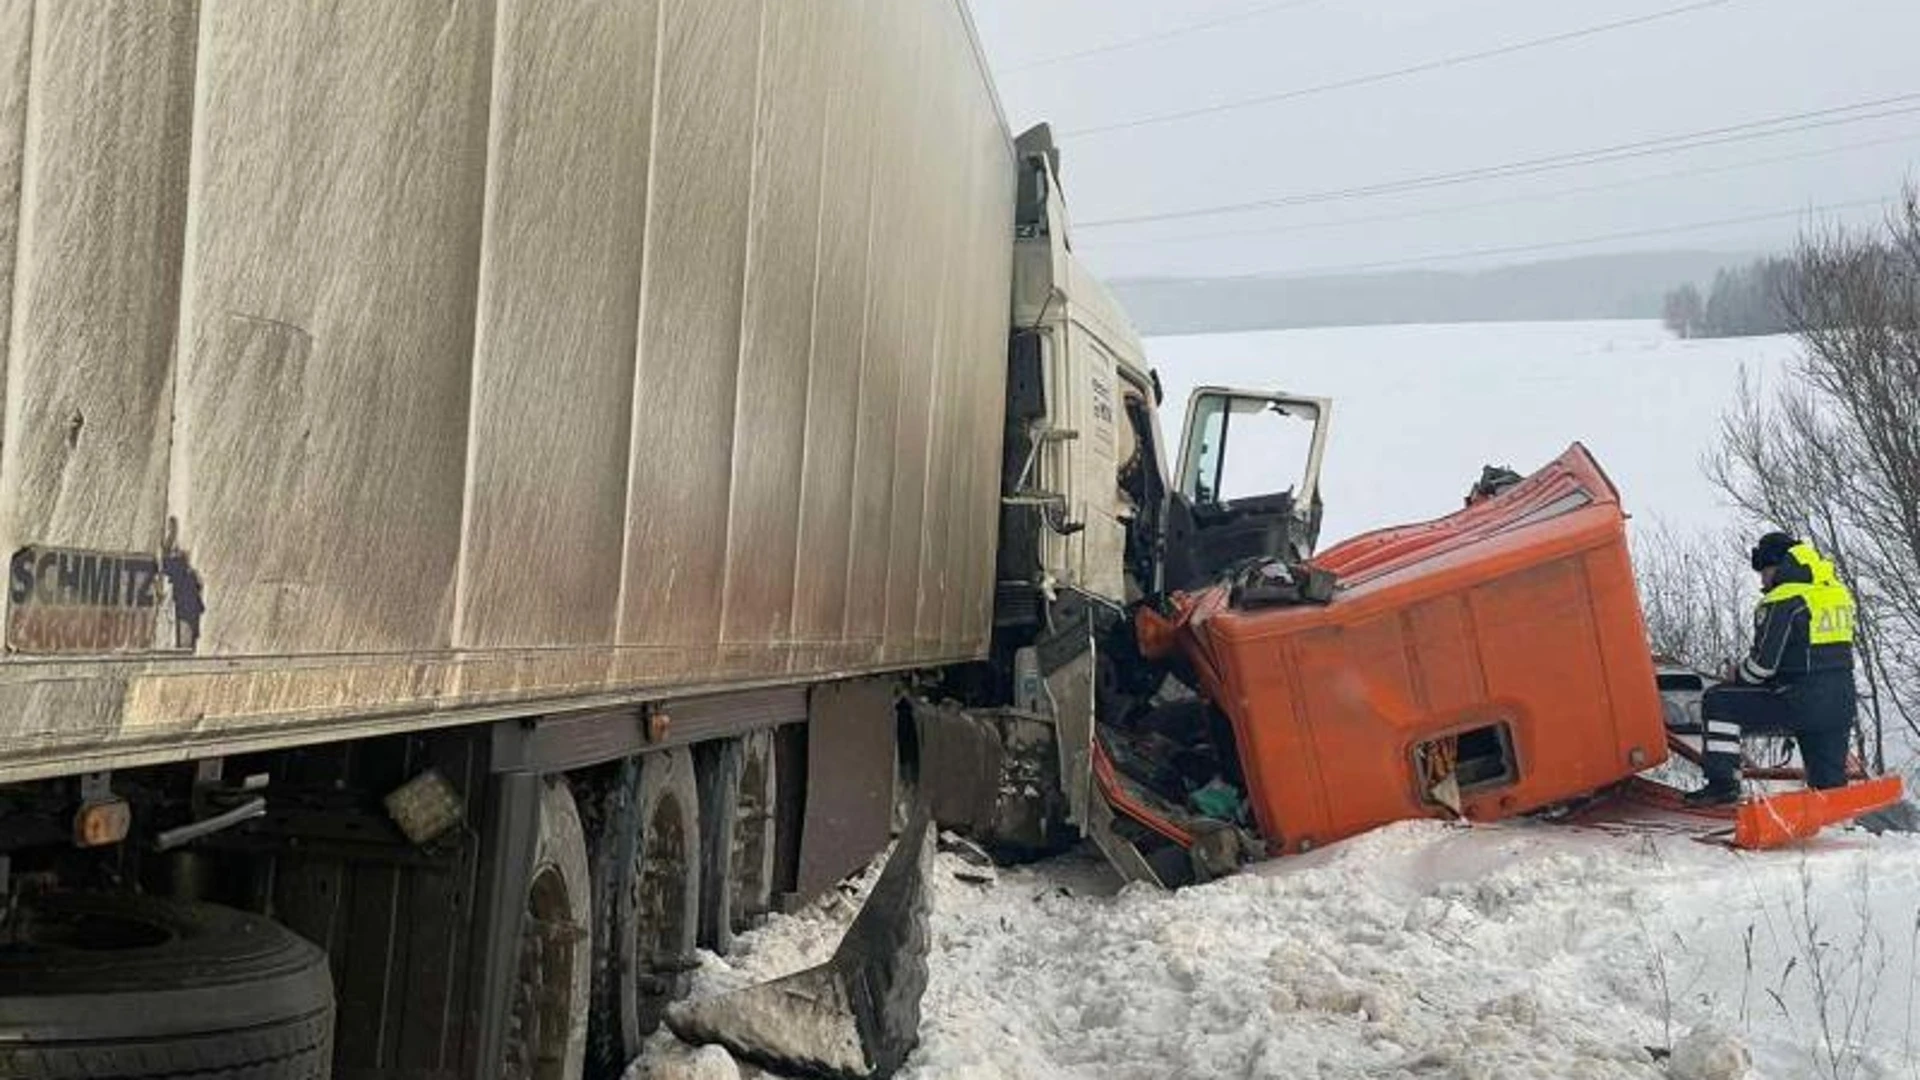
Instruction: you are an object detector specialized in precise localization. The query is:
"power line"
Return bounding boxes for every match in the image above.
[1087,99,1920,227]
[1079,94,1920,228]
[1086,131,1920,249]
[1003,0,1328,75]
[1060,0,1741,139]
[1174,197,1889,281]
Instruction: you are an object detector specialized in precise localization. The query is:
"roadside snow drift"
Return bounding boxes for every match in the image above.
[657,819,1920,1080]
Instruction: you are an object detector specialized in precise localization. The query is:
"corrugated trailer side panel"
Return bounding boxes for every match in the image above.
[965,103,1016,648]
[721,0,828,652]
[0,4,206,759]
[177,1,490,655]
[791,0,877,650]
[0,0,1015,782]
[845,1,914,653]
[955,3,1015,649]
[0,5,191,571]
[456,0,657,651]
[0,4,23,452]
[622,0,758,661]
[916,0,973,655]
[886,2,946,662]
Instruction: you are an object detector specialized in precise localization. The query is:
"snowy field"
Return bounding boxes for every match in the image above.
[656,823,1920,1080]
[639,321,1920,1080]
[1145,320,1799,544]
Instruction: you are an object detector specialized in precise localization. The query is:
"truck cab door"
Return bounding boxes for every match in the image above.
[1164,387,1331,590]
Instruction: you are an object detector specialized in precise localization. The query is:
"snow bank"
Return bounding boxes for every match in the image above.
[672,820,1920,1079]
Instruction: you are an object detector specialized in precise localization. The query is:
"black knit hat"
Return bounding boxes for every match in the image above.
[1750,531,1797,571]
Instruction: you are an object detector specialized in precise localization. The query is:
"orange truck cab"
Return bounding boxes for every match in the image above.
[1131,444,1668,858]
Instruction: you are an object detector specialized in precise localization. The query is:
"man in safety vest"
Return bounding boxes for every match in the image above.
[1685,532,1859,807]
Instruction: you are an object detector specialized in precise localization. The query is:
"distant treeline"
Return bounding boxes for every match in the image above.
[1108,251,1754,336]
[1662,257,1796,339]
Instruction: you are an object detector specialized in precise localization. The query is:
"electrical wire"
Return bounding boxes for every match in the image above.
[1079,94,1920,228]
[1172,196,1888,281]
[1060,0,1743,139]
[1085,131,1920,249]
[1003,0,1329,75]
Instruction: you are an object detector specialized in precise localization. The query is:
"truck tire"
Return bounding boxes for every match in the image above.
[584,748,702,1075]
[0,892,334,1080]
[623,748,701,1047]
[697,731,778,954]
[503,777,593,1080]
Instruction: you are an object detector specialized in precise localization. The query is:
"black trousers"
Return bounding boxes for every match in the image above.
[1699,672,1856,789]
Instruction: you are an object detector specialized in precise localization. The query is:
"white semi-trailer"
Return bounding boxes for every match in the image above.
[0,3,1277,1078]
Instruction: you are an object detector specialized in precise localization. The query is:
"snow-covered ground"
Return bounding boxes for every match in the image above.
[659,822,1920,1080]
[1145,320,1798,544]
[638,320,1917,1080]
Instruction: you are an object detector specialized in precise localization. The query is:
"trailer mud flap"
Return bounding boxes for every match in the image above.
[666,808,935,1080]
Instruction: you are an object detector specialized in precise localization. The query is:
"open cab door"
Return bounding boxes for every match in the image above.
[1165,387,1332,589]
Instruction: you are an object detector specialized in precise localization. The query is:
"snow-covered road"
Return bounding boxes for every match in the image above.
[654,819,1920,1080]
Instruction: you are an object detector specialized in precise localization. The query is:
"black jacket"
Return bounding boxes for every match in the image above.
[1736,555,1854,685]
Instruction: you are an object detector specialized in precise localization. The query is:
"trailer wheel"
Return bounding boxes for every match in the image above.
[584,747,701,1072]
[503,777,593,1080]
[697,731,778,954]
[0,892,333,1080]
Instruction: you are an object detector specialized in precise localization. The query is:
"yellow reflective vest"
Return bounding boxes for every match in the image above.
[1762,543,1856,646]
[1737,542,1856,684]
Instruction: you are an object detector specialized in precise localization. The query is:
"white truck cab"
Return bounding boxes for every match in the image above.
[925,125,1335,885]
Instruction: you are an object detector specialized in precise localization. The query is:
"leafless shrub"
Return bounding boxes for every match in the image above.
[1633,522,1752,673]
[1635,909,1679,1054]
[1770,861,1889,1080]
[1740,922,1756,1028]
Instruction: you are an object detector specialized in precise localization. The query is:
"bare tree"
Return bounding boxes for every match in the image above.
[1703,185,1920,772]
[1663,283,1705,339]
[1633,521,1752,672]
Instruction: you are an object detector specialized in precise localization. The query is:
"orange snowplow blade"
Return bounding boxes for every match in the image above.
[1733,776,1905,850]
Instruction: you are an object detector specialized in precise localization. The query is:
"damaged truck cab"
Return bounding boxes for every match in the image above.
[920,131,1670,887]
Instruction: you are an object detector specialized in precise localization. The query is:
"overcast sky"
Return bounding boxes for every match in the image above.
[965,0,1920,281]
